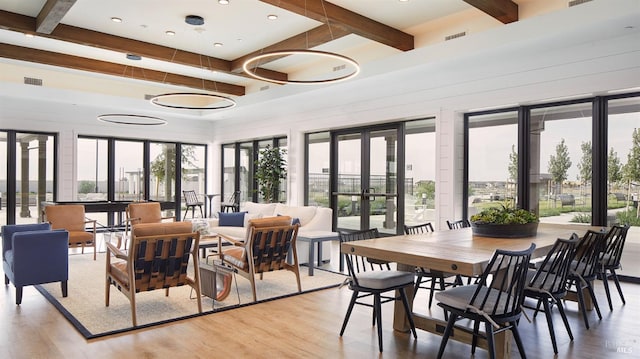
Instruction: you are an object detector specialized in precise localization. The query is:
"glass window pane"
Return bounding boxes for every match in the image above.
[115,140,144,201]
[468,112,518,217]
[180,144,206,216]
[370,129,397,234]
[149,142,176,202]
[15,133,55,224]
[405,119,436,227]
[529,102,592,224]
[77,138,108,201]
[307,132,330,207]
[607,95,640,278]
[0,132,6,226]
[239,142,254,204]
[336,133,361,231]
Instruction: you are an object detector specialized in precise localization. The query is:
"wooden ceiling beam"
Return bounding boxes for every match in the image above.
[0,10,285,85]
[463,0,519,24]
[260,0,414,51]
[36,0,76,34]
[0,43,245,96]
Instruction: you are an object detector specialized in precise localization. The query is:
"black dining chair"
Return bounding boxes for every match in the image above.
[403,223,462,308]
[598,224,630,310]
[524,235,579,354]
[566,229,606,329]
[338,228,417,352]
[182,190,204,218]
[220,190,241,213]
[446,219,471,229]
[435,243,536,359]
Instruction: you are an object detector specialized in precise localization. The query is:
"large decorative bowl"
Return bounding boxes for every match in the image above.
[471,222,538,238]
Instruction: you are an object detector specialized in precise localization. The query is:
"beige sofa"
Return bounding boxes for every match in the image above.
[203,202,334,264]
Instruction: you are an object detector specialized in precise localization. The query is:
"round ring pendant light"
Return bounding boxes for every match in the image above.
[243,49,360,85]
[97,114,167,126]
[149,93,236,110]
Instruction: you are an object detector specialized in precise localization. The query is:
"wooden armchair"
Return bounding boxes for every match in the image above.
[124,202,175,249]
[218,216,301,302]
[105,221,202,326]
[44,204,97,260]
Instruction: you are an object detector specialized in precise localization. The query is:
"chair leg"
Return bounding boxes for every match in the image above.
[575,283,591,329]
[611,269,626,306]
[485,321,496,359]
[399,289,417,339]
[542,298,559,354]
[4,275,9,285]
[586,282,602,320]
[61,281,68,298]
[428,276,437,308]
[413,273,423,299]
[471,320,480,354]
[437,312,457,359]
[130,293,137,327]
[105,277,111,306]
[374,294,383,352]
[511,322,527,359]
[601,269,613,311]
[15,286,23,305]
[340,290,359,336]
[556,299,574,341]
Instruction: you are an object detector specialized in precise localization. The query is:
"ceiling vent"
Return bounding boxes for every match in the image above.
[24,77,43,86]
[445,31,467,41]
[569,0,592,7]
[260,85,270,91]
[144,94,155,100]
[333,64,346,72]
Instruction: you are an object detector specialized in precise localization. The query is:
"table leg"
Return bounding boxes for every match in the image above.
[308,239,315,276]
[317,241,322,267]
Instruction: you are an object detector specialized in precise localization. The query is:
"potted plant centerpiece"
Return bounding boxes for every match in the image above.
[470,204,539,238]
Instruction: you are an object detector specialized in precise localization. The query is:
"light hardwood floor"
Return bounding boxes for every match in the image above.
[1,259,639,358]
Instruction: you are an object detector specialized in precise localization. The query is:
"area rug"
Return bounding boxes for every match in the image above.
[36,252,346,339]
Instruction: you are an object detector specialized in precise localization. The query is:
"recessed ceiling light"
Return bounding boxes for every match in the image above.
[213,42,223,47]
[218,0,230,4]
[24,33,35,38]
[126,54,142,61]
[165,30,175,36]
[111,17,122,23]
[267,14,278,20]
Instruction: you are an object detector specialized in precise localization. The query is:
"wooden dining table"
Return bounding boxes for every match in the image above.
[340,222,602,359]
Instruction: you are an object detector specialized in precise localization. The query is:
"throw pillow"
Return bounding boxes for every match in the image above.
[218,211,247,227]
[244,212,263,227]
[190,218,211,235]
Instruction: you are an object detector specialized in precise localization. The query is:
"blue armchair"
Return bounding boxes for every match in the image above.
[2,223,69,305]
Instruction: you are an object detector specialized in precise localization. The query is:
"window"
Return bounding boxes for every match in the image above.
[404,119,436,226]
[466,111,518,216]
[221,137,287,204]
[529,102,593,223]
[77,138,108,201]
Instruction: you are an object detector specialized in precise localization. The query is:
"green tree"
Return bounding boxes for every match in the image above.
[78,181,95,194]
[508,144,518,182]
[255,145,287,203]
[548,138,572,194]
[608,147,623,191]
[577,141,592,185]
[622,128,640,217]
[415,180,435,206]
[150,145,197,200]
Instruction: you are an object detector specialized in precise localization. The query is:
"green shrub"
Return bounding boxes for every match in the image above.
[570,213,591,223]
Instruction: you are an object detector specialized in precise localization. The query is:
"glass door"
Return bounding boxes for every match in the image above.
[333,126,400,234]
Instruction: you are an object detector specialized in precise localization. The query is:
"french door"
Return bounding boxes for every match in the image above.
[332,126,402,235]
